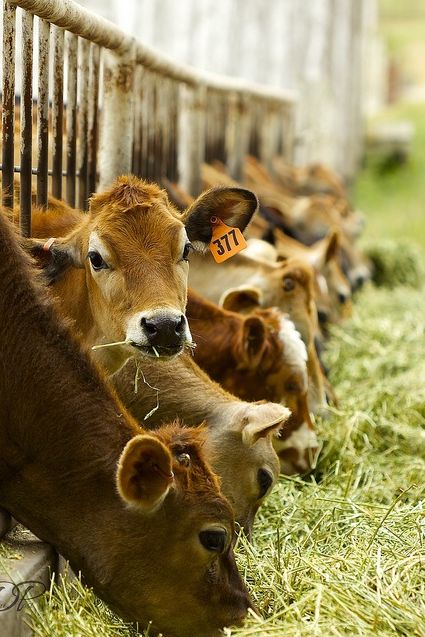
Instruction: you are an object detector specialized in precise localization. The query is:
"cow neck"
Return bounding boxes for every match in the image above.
[0,222,140,549]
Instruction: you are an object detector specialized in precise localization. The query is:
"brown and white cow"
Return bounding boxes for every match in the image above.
[27,175,258,372]
[0,212,252,637]
[189,251,328,414]
[186,288,319,475]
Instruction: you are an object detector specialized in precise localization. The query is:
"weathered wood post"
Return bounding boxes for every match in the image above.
[98,43,136,190]
[225,90,251,181]
[178,81,206,196]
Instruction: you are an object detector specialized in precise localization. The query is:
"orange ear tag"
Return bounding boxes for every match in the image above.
[209,216,247,263]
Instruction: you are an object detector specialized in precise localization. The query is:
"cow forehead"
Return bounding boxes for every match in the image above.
[88,211,187,261]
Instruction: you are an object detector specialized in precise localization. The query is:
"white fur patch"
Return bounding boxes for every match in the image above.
[274,422,319,472]
[278,315,308,371]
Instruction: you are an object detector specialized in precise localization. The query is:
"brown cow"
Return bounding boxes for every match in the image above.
[189,251,327,414]
[0,212,252,637]
[26,175,258,372]
[186,288,319,475]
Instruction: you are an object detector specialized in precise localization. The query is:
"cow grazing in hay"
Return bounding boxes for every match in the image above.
[16,181,290,537]
[186,288,319,475]
[189,251,328,414]
[0,212,252,637]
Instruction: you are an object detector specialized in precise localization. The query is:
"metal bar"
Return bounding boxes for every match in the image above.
[0,164,73,176]
[65,31,77,207]
[36,17,50,208]
[51,25,64,199]
[87,43,100,198]
[77,37,89,209]
[20,9,34,235]
[9,0,296,106]
[2,2,16,210]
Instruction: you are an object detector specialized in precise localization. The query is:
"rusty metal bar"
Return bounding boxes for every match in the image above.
[36,17,50,208]
[77,36,89,209]
[65,31,77,207]
[20,9,34,235]
[87,42,100,198]
[2,2,16,210]
[51,25,64,199]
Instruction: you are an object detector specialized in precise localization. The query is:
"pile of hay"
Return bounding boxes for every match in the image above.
[364,239,424,288]
[26,283,425,637]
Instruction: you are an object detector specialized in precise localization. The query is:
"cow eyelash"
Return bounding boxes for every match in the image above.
[182,242,193,262]
[87,250,109,271]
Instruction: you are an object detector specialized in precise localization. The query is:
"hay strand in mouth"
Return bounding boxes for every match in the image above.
[91,339,129,351]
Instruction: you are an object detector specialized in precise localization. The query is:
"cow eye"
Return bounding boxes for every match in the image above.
[199,528,227,554]
[283,276,295,291]
[257,468,273,499]
[182,242,192,261]
[88,251,108,271]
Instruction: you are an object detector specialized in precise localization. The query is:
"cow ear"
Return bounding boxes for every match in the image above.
[239,317,267,365]
[241,407,291,446]
[24,236,83,284]
[183,186,258,246]
[116,435,174,513]
[309,229,340,270]
[220,286,262,313]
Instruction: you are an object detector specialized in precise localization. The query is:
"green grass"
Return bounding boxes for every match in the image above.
[354,102,425,250]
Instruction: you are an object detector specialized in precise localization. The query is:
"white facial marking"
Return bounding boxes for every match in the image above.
[275,422,319,472]
[292,197,310,221]
[278,315,308,372]
[88,231,112,265]
[317,273,329,296]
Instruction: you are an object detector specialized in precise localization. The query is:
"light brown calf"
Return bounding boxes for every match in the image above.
[27,175,258,372]
[186,289,319,474]
[0,213,251,637]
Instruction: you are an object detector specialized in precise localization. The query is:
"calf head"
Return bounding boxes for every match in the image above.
[29,176,257,361]
[220,288,319,475]
[205,402,289,538]
[109,424,252,637]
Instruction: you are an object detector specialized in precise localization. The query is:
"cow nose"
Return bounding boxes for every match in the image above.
[141,314,186,350]
[338,291,349,305]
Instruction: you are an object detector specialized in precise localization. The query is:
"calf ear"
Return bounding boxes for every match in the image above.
[183,186,258,246]
[117,435,174,513]
[220,286,262,313]
[239,317,267,365]
[309,229,340,270]
[23,236,83,284]
[242,407,291,446]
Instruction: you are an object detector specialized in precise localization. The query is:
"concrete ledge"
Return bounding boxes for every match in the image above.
[0,525,57,637]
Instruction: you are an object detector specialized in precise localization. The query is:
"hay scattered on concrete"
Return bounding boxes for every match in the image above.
[25,283,425,637]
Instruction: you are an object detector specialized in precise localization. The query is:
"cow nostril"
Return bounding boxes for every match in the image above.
[175,315,186,336]
[141,317,158,336]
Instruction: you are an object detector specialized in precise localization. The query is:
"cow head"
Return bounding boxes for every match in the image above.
[29,177,257,364]
[205,402,289,539]
[220,288,319,474]
[102,424,252,636]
